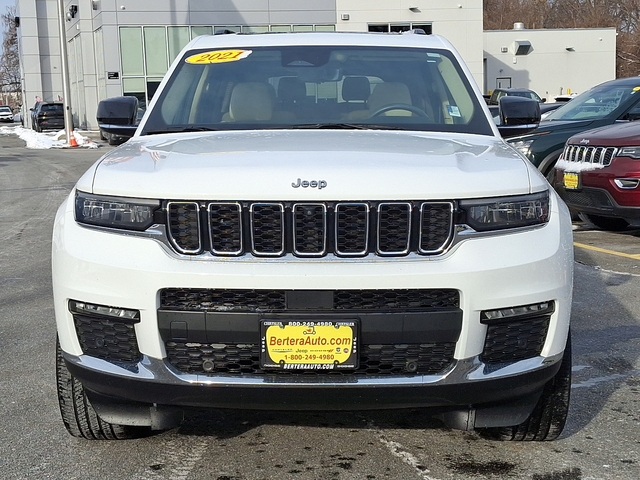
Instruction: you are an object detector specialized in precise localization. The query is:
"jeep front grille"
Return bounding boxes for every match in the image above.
[562,145,618,167]
[160,288,460,312]
[166,201,454,257]
[165,341,456,376]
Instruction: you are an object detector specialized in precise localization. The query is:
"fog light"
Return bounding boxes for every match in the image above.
[69,300,140,322]
[481,301,554,324]
[614,178,639,189]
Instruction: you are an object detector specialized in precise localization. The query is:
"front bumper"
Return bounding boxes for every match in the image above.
[53,189,573,418]
[66,351,561,411]
[557,184,640,220]
[555,157,640,220]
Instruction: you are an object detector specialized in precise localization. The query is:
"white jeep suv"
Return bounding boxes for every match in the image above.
[53,31,573,441]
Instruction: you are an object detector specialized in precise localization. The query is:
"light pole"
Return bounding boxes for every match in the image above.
[56,0,74,144]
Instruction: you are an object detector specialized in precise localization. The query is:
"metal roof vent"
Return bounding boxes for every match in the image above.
[513,22,525,30]
[513,40,532,55]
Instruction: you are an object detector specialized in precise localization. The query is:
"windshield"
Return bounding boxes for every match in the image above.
[512,91,542,102]
[545,83,640,121]
[141,45,492,136]
[0,107,11,113]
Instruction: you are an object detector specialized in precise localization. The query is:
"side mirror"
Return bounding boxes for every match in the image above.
[541,97,547,103]
[497,96,541,139]
[97,96,139,138]
[623,107,640,122]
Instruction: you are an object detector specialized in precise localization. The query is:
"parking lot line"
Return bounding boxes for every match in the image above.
[574,242,640,260]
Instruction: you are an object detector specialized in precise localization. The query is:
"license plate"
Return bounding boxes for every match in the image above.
[563,172,579,190]
[261,320,358,370]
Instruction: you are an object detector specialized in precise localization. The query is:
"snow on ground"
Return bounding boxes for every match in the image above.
[0,124,99,149]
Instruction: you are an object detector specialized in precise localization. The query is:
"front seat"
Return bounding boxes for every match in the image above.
[345,81,413,119]
[227,82,276,121]
[341,76,370,117]
[277,77,307,119]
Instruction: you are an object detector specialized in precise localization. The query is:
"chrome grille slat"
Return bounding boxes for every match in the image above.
[419,202,454,254]
[335,203,369,256]
[293,203,327,256]
[563,144,618,167]
[250,203,285,256]
[208,203,242,255]
[377,203,411,255]
[167,201,455,258]
[167,202,202,254]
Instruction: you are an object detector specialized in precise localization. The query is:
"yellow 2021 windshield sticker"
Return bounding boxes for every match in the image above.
[186,49,252,64]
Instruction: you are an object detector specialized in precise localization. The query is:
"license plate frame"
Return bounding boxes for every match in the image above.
[563,172,580,190]
[260,319,359,371]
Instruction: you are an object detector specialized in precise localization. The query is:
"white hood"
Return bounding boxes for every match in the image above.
[83,130,540,200]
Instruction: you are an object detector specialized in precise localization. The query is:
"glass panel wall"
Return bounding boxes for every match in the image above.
[120,27,144,76]
[191,26,213,38]
[94,28,107,101]
[168,27,190,64]
[144,27,168,76]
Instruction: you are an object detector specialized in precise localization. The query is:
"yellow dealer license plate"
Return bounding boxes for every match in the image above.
[261,320,358,370]
[563,172,580,190]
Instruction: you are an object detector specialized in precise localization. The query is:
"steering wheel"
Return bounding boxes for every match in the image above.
[369,103,429,118]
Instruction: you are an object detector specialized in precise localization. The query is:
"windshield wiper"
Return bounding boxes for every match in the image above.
[145,124,408,135]
[145,126,220,135]
[281,123,405,130]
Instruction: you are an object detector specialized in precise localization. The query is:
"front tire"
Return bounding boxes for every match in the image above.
[56,338,151,440]
[479,333,572,441]
[107,133,120,145]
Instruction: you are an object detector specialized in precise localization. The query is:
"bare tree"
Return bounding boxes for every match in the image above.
[1,6,21,109]
[483,0,554,30]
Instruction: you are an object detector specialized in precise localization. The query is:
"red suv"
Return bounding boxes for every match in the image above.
[555,122,640,230]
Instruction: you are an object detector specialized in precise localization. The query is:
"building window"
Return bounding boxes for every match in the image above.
[120,27,144,76]
[368,23,432,34]
[191,26,212,38]
[144,27,168,76]
[122,78,146,109]
[94,28,106,101]
[168,27,190,63]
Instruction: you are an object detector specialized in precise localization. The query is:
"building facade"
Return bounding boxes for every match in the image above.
[15,0,614,131]
[484,25,617,102]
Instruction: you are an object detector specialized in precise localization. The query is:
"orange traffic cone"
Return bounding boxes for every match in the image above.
[69,130,78,147]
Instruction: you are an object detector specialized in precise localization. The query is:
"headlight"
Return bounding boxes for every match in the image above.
[508,138,536,158]
[618,146,640,159]
[460,191,550,232]
[75,191,160,231]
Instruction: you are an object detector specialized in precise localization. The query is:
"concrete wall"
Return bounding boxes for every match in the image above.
[483,27,617,100]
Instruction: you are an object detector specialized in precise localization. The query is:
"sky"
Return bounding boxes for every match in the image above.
[0,1,15,15]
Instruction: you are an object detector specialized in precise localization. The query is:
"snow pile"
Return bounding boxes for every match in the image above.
[0,125,99,149]
[555,158,605,173]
